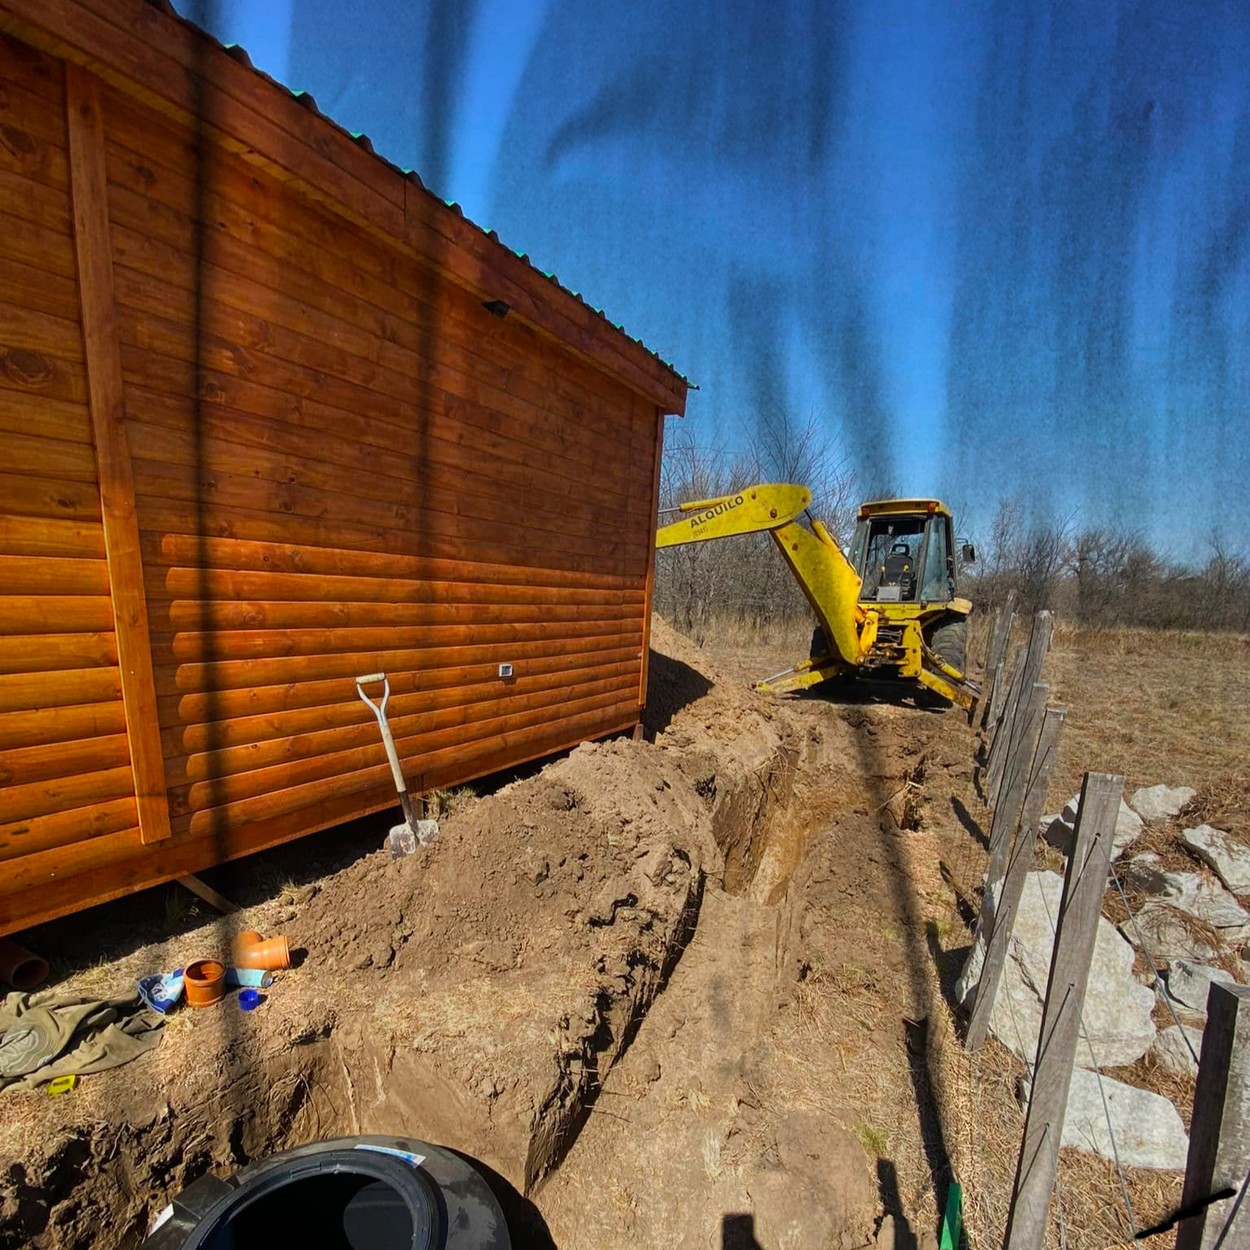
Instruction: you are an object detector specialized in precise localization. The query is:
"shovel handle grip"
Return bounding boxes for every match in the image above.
[355,673,406,795]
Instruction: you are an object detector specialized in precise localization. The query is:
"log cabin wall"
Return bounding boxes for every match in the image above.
[0,0,686,934]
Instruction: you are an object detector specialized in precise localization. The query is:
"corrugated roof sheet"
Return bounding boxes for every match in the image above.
[149,0,690,388]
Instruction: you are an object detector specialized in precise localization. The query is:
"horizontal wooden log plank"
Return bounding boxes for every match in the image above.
[0,731,130,788]
[142,529,642,594]
[169,698,637,838]
[0,471,103,521]
[0,554,111,595]
[0,513,105,559]
[0,111,68,189]
[0,429,100,483]
[0,699,127,752]
[151,613,640,665]
[168,676,637,789]
[0,825,142,907]
[104,179,655,452]
[0,595,115,635]
[156,641,642,726]
[0,761,132,824]
[0,342,89,405]
[0,665,123,713]
[134,494,643,587]
[111,281,653,489]
[152,596,639,636]
[0,31,63,104]
[0,793,137,862]
[124,419,648,564]
[0,255,80,323]
[129,464,643,579]
[116,328,645,509]
[161,658,639,758]
[0,165,71,235]
[0,208,77,279]
[113,315,653,499]
[134,487,645,585]
[107,209,647,446]
[146,560,638,612]
[0,390,93,447]
[0,59,69,133]
[0,631,116,674]
[123,388,644,535]
[151,625,645,697]
[104,127,671,434]
[0,300,83,361]
[121,351,644,508]
[0,708,637,932]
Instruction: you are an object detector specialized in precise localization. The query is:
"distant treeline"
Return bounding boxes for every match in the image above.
[962,497,1250,633]
[654,418,1250,638]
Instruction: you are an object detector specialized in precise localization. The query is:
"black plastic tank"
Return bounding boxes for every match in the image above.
[140,1136,511,1250]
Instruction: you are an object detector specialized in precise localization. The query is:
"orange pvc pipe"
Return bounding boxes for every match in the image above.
[0,937,49,990]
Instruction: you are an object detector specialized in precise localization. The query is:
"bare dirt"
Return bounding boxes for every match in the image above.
[6,617,1226,1249]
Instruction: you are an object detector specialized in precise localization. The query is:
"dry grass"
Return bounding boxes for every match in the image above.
[1041,625,1250,801]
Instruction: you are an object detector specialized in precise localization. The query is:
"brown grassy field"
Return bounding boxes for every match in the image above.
[1045,623,1250,805]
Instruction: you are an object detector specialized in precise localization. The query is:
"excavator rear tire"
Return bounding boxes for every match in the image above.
[929,617,968,674]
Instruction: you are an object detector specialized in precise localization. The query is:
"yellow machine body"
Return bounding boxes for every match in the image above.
[655,485,980,711]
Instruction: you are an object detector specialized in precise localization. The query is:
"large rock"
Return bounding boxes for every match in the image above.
[1181,825,1250,895]
[1041,794,1143,860]
[1118,853,1168,893]
[1166,959,1234,1013]
[1156,871,1249,929]
[1152,1025,1204,1077]
[1055,1067,1190,1169]
[989,872,1155,1067]
[1121,905,1222,965]
[1130,784,1197,824]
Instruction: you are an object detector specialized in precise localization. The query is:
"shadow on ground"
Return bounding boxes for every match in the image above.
[642,648,714,738]
[721,1212,764,1248]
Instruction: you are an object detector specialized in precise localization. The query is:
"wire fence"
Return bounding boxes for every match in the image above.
[939,604,1248,1250]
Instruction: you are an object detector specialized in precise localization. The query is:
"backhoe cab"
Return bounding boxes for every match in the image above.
[656,485,980,712]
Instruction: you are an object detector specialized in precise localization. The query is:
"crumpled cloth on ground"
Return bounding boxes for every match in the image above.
[0,990,164,1092]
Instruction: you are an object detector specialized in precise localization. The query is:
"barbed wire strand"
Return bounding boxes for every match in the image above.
[1035,877,1141,1248]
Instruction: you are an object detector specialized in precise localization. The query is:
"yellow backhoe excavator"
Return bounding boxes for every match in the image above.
[656,484,981,712]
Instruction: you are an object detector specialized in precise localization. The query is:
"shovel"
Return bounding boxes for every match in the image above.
[355,672,437,855]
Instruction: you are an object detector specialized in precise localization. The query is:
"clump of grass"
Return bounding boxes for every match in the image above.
[851,1120,889,1157]
[426,786,478,818]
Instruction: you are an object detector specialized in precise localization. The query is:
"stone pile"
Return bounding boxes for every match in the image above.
[987,783,1249,1170]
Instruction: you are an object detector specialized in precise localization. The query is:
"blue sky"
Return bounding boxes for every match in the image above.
[179,1,1249,562]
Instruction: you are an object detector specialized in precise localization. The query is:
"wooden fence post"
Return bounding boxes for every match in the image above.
[1176,982,1250,1250]
[984,644,1026,776]
[984,684,1048,884]
[980,590,1017,730]
[1003,772,1123,1250]
[964,704,1065,1050]
[987,613,1053,806]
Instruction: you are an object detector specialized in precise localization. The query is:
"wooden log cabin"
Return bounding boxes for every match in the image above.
[0,0,687,934]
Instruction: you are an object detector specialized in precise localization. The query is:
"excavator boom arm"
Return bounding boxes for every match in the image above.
[656,483,868,666]
[655,484,813,548]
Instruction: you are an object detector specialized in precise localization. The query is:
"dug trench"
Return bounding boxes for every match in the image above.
[2,619,970,1249]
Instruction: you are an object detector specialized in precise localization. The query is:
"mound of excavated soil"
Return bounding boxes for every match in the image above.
[4,615,850,1248]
